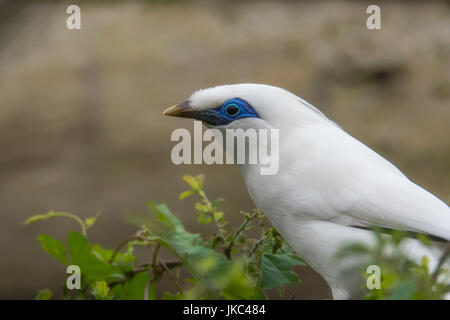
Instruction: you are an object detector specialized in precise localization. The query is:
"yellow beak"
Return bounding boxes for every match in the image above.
[162,101,195,118]
[162,104,183,116]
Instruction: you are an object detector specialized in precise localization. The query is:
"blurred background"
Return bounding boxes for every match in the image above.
[0,0,449,299]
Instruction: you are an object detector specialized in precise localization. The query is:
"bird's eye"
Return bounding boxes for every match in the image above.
[225,104,240,117]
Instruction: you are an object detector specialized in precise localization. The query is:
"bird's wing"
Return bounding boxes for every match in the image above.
[302,125,450,240]
[344,180,450,240]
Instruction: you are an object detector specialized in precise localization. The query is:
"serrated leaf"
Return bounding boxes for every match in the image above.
[37,234,69,265]
[260,243,305,290]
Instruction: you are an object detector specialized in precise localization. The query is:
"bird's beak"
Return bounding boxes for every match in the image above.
[162,101,196,119]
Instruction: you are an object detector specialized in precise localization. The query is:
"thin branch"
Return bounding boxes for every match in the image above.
[109,235,145,264]
[160,259,184,293]
[248,236,267,257]
[224,212,258,259]
[134,259,182,273]
[199,190,225,238]
[108,259,183,288]
[152,243,162,281]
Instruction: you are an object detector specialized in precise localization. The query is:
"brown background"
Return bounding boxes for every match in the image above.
[0,0,449,299]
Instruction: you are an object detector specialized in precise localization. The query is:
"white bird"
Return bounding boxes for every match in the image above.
[163,84,450,299]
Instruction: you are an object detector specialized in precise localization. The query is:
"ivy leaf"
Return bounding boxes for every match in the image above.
[37,234,69,265]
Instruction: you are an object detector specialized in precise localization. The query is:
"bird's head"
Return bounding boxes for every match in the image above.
[163,84,334,130]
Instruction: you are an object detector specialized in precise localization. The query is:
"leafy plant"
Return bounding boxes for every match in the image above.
[26,174,306,300]
[336,228,450,299]
[26,174,450,300]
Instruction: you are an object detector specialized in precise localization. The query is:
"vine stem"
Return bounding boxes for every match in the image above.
[199,190,224,234]
[109,235,146,264]
[160,259,184,293]
[224,212,258,259]
[152,243,161,281]
[52,212,88,237]
[248,236,268,257]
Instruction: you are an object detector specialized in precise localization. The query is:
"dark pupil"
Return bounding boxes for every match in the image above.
[226,105,239,116]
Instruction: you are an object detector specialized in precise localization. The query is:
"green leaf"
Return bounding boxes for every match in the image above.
[179,190,195,200]
[197,212,212,225]
[219,260,259,300]
[67,231,123,284]
[85,212,101,230]
[37,234,69,265]
[183,174,204,191]
[387,280,416,300]
[111,273,154,300]
[92,281,113,300]
[260,243,305,290]
[35,288,52,300]
[128,273,153,300]
[213,211,224,221]
[91,244,135,264]
[147,202,184,232]
[147,223,257,299]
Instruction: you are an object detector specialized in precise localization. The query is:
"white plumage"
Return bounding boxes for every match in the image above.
[165,84,450,299]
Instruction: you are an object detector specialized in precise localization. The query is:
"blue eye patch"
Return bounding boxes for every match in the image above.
[194,98,259,126]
